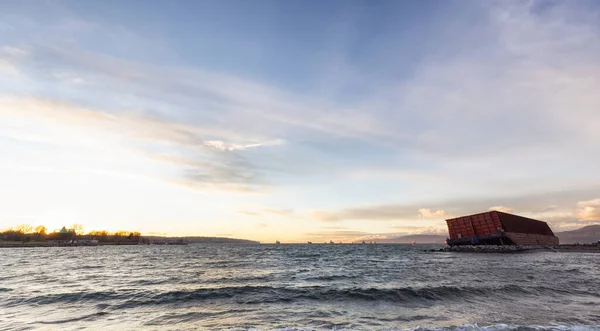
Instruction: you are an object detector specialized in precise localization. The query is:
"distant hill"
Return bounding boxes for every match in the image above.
[388,225,600,244]
[377,224,600,244]
[147,236,260,244]
[556,225,600,244]
[376,234,447,244]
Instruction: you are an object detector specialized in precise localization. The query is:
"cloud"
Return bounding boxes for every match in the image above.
[262,208,304,220]
[168,179,265,193]
[576,199,600,221]
[534,205,561,213]
[310,210,344,222]
[0,95,217,147]
[1,1,600,239]
[204,139,286,151]
[6,42,405,148]
[52,72,85,85]
[237,208,305,219]
[0,46,27,76]
[238,210,261,217]
[390,224,447,236]
[310,186,600,223]
[0,59,19,76]
[412,227,447,236]
[2,46,27,58]
[3,0,600,187]
[310,204,447,222]
[0,95,279,192]
[489,206,515,213]
[303,227,448,243]
[418,208,447,218]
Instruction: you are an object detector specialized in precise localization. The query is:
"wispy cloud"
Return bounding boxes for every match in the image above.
[390,225,445,235]
[309,187,600,229]
[237,211,261,217]
[489,206,515,213]
[1,1,600,238]
[8,42,402,146]
[576,199,600,221]
[0,95,277,192]
[0,59,19,76]
[311,205,436,222]
[418,208,447,219]
[204,139,286,151]
[0,46,26,76]
[237,208,305,219]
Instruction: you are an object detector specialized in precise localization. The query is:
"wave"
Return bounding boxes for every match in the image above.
[145,309,257,326]
[38,312,109,325]
[304,274,360,281]
[8,284,599,308]
[251,325,600,331]
[401,324,600,331]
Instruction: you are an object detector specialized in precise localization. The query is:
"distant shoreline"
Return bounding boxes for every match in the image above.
[427,244,600,254]
[3,242,599,253]
[0,240,260,248]
[0,241,141,248]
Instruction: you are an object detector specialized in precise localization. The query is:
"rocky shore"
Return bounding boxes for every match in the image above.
[426,244,600,253]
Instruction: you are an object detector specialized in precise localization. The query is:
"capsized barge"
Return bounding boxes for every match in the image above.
[445,211,559,246]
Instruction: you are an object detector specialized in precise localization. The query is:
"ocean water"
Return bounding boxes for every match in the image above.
[1,244,599,331]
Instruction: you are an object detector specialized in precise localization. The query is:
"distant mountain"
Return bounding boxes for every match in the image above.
[147,236,260,244]
[370,225,600,245]
[556,225,600,244]
[376,234,447,244]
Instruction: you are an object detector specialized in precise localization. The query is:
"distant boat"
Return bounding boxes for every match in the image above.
[329,240,334,244]
[361,241,366,245]
[276,240,281,245]
[307,241,312,244]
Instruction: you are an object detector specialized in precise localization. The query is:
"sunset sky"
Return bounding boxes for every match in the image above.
[1,0,599,242]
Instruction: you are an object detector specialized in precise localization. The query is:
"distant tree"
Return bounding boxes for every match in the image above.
[33,225,47,240]
[113,230,129,242]
[127,232,141,242]
[34,225,47,235]
[96,230,109,242]
[72,224,84,236]
[15,224,33,234]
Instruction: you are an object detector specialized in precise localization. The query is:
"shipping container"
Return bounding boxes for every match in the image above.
[445,211,559,246]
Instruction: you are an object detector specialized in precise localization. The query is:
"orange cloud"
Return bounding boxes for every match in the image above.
[576,199,600,221]
[418,208,447,218]
[489,206,514,213]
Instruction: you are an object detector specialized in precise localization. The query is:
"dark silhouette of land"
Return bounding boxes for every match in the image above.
[555,225,600,244]
[147,236,259,244]
[376,234,448,244]
[0,224,259,247]
[1,224,598,247]
[366,225,600,244]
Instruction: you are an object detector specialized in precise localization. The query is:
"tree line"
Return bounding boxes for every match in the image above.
[0,224,141,243]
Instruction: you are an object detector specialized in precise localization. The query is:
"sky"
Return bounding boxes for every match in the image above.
[1,0,599,243]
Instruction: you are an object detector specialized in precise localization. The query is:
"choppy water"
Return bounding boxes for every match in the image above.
[1,244,599,331]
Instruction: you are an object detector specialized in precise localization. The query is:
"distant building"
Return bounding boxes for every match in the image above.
[446,211,559,246]
[47,227,77,244]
